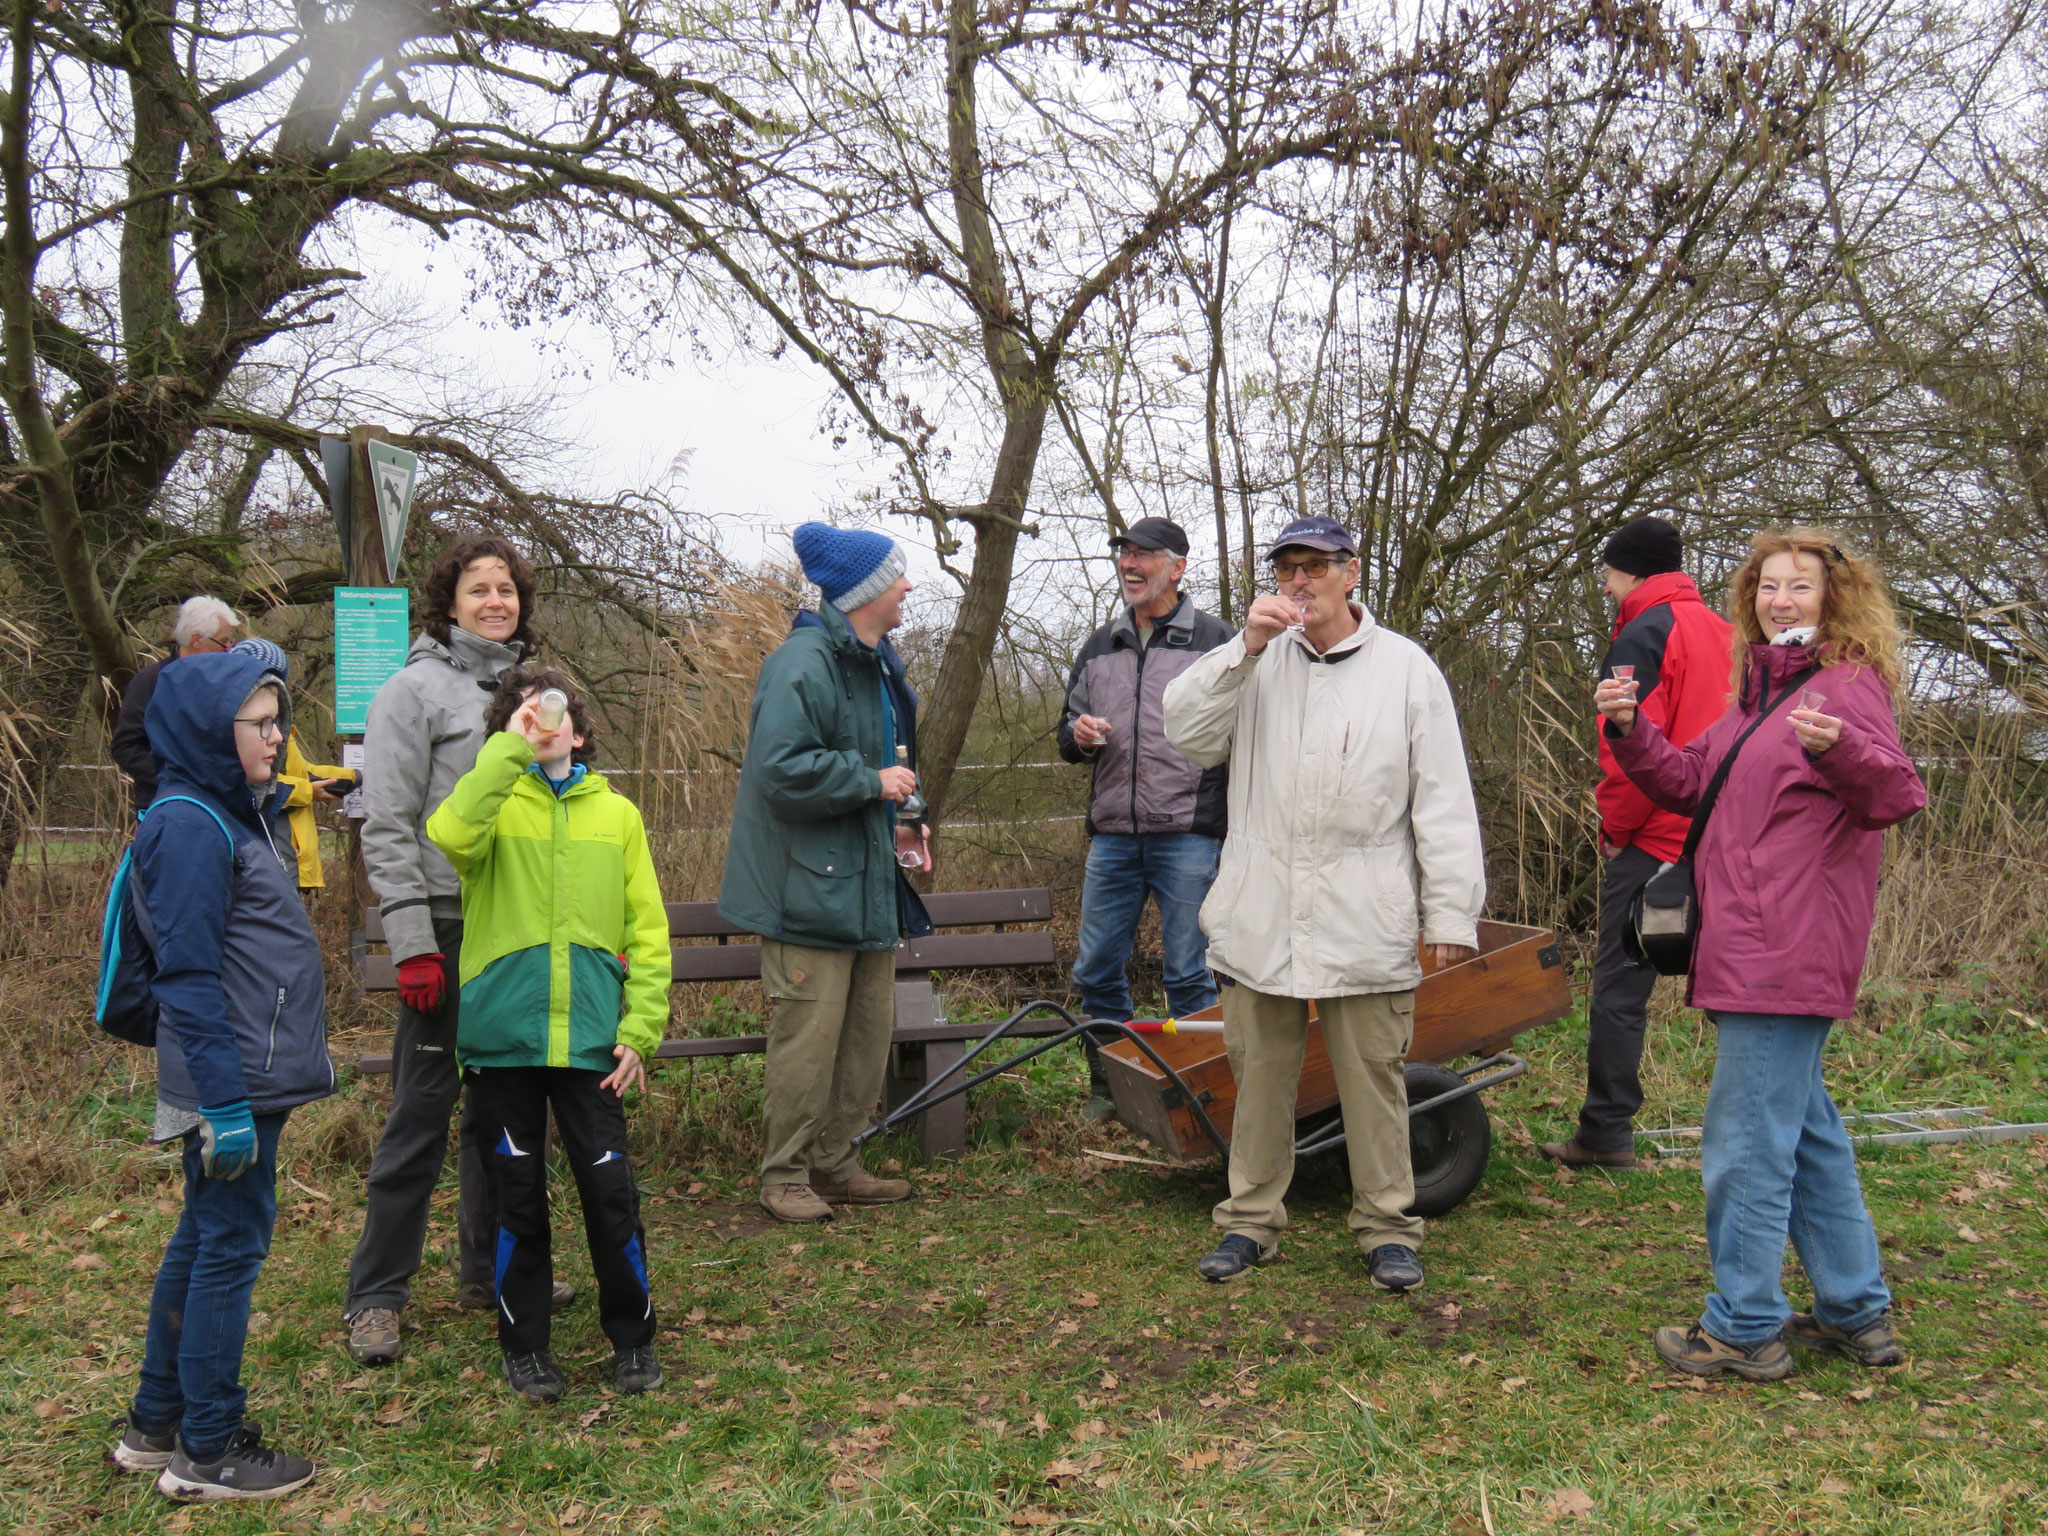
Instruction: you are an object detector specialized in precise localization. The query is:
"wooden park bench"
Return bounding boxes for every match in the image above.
[350,889,1063,1155]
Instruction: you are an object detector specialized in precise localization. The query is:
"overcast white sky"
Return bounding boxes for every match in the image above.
[382,241,968,593]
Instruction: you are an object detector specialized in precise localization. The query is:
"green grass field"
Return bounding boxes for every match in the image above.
[4,1006,2046,1536]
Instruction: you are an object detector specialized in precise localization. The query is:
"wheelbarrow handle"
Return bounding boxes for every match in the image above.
[851,1004,1231,1159]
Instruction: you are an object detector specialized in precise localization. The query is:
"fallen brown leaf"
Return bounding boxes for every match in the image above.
[1543,1486,1597,1520]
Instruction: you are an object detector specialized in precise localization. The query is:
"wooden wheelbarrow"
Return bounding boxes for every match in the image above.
[1097,921,1571,1215]
[853,921,1570,1218]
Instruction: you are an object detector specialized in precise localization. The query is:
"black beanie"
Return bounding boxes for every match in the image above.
[1601,516,1683,578]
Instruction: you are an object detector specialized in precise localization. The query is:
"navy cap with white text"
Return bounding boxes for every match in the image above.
[1268,515,1359,557]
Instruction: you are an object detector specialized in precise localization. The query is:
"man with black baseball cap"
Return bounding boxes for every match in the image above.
[1541,516,1734,1170]
[1163,514,1486,1293]
[1058,518,1233,1120]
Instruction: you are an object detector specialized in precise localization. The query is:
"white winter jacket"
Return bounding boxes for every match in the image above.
[1162,606,1486,998]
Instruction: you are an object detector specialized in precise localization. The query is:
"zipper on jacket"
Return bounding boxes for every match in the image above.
[264,985,285,1071]
[1129,629,1149,831]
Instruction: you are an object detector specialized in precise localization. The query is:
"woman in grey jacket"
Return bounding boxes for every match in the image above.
[342,535,570,1363]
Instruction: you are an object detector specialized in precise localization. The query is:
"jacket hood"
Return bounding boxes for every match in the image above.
[1613,570,1709,638]
[407,625,524,673]
[793,603,906,669]
[145,651,283,806]
[1742,638,1825,702]
[1108,593,1198,647]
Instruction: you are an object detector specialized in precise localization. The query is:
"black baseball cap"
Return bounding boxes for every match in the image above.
[1109,517,1190,557]
[1269,515,1359,557]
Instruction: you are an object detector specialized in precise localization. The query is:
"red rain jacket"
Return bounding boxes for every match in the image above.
[1595,571,1735,862]
[1609,642,1926,1019]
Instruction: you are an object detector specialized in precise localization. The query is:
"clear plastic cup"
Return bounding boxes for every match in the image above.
[1609,663,1637,701]
[1287,591,1312,631]
[1799,688,1828,713]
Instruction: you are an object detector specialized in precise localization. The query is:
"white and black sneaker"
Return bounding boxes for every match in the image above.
[109,1412,178,1471]
[156,1424,315,1501]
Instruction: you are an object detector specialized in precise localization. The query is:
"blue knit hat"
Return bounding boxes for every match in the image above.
[230,636,289,679]
[792,523,908,613]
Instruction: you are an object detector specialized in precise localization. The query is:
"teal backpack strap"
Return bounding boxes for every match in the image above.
[95,797,236,1032]
[143,794,238,851]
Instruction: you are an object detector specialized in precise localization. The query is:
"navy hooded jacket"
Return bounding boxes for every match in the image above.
[135,652,333,1115]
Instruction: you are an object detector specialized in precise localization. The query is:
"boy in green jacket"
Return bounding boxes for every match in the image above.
[426,666,671,1403]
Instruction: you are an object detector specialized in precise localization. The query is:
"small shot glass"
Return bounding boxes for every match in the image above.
[1609,663,1637,699]
[1798,688,1828,713]
[1287,591,1312,631]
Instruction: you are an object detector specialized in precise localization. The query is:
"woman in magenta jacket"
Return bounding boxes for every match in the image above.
[1596,529,1927,1382]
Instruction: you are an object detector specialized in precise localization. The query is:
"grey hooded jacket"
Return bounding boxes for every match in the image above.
[1057,594,1233,838]
[361,626,524,962]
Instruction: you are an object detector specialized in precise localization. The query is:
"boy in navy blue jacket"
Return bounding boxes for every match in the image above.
[108,651,334,1502]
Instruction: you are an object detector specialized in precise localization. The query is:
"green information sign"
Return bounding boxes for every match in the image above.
[334,587,410,734]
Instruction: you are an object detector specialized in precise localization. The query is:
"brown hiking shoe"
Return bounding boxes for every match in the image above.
[1538,1137,1638,1170]
[1653,1323,1794,1381]
[1786,1311,1904,1367]
[458,1280,579,1314]
[760,1182,834,1223]
[811,1168,912,1206]
[347,1307,402,1365]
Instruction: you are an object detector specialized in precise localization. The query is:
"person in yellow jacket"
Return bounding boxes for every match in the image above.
[228,640,353,890]
[276,732,354,889]
[425,666,670,1405]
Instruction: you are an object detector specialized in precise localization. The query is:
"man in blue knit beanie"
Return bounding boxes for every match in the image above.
[718,523,924,1223]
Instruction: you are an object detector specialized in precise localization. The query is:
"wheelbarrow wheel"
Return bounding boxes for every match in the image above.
[1404,1063,1491,1218]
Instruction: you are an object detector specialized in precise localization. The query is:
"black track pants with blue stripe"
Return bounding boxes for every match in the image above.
[467,1065,655,1356]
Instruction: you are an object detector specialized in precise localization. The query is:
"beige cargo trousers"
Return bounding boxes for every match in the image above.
[1213,981,1425,1255]
[759,941,896,1187]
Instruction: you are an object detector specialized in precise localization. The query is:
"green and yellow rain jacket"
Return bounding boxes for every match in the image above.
[426,732,671,1070]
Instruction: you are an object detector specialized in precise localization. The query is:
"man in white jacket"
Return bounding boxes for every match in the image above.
[1163,515,1486,1291]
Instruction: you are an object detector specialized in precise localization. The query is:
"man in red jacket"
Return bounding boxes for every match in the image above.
[1543,517,1734,1169]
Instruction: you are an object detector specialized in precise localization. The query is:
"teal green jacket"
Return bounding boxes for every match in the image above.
[717,605,905,950]
[426,733,672,1070]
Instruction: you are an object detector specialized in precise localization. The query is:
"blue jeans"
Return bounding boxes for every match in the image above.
[1073,833,1222,1024]
[132,1112,286,1458]
[1700,1014,1890,1346]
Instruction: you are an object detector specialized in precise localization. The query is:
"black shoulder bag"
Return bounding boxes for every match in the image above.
[1626,666,1816,975]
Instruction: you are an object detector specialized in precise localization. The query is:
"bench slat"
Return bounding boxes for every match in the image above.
[355,1017,1082,1076]
[363,887,1057,945]
[358,930,1058,992]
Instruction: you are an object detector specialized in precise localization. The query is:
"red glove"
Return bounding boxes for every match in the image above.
[397,953,447,1014]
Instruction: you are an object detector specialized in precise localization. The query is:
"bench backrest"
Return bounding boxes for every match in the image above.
[354,888,1057,990]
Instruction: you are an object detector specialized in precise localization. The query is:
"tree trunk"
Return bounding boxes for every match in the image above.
[918,403,1048,823]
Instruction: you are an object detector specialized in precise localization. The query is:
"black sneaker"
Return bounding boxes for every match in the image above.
[1367,1244,1425,1293]
[109,1412,178,1472]
[1196,1233,1271,1283]
[504,1350,567,1403]
[612,1346,664,1394]
[156,1424,314,1502]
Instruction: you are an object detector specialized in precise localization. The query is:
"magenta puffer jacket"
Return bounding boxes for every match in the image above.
[1609,641,1927,1019]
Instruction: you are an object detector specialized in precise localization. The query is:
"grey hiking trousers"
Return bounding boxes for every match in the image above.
[344,916,493,1314]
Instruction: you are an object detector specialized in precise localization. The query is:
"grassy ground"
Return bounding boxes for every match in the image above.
[4,1005,2047,1536]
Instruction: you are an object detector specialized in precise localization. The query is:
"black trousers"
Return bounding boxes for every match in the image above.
[1574,845,1662,1153]
[346,916,493,1314]
[467,1066,655,1356]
